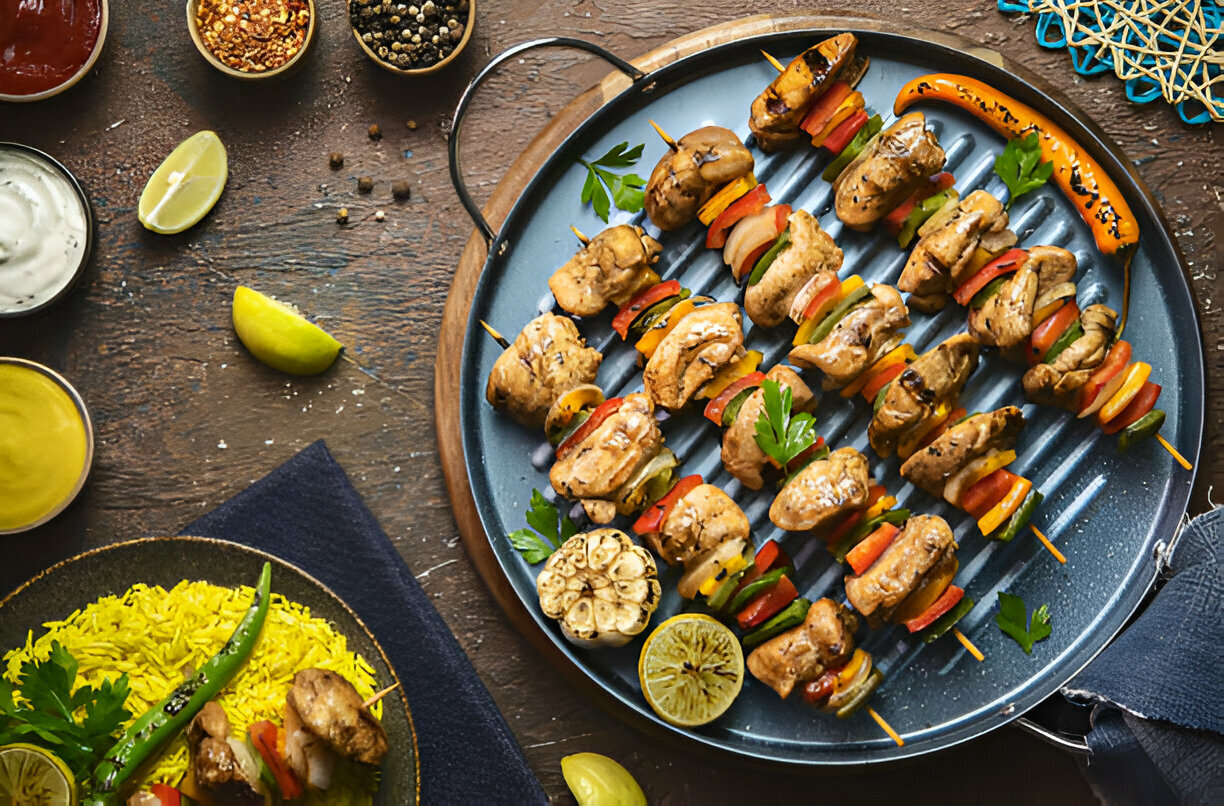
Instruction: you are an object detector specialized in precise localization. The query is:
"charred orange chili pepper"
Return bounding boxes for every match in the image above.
[894,74,1139,256]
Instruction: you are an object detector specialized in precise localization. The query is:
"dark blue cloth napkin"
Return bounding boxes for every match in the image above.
[182,440,548,806]
[1064,506,1224,804]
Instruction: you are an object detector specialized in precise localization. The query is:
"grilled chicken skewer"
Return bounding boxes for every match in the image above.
[833,113,947,231]
[644,125,755,231]
[549,224,663,317]
[749,33,863,151]
[485,313,602,429]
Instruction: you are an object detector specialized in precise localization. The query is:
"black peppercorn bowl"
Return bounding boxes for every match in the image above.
[347,0,475,75]
[186,0,317,80]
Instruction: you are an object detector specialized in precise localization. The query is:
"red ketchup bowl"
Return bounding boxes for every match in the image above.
[0,0,109,102]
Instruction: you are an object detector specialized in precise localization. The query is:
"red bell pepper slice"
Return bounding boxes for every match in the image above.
[822,108,869,155]
[802,671,836,705]
[904,585,964,633]
[249,721,304,799]
[861,361,907,403]
[556,397,625,460]
[846,522,900,576]
[753,539,792,575]
[631,473,703,535]
[773,204,793,232]
[960,468,1021,521]
[735,240,776,283]
[1101,381,1161,435]
[736,574,799,629]
[1027,301,1080,365]
[785,436,826,473]
[952,248,1028,305]
[706,184,771,249]
[1077,340,1133,413]
[150,784,181,806]
[798,81,853,137]
[824,485,886,545]
[802,274,843,320]
[611,280,681,339]
[703,371,765,425]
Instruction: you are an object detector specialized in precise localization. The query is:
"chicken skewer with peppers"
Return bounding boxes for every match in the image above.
[548,224,663,318]
[484,313,602,429]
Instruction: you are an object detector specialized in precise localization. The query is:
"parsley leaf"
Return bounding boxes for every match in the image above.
[995,591,1052,654]
[753,379,819,484]
[993,131,1054,208]
[578,142,646,222]
[508,489,577,564]
[0,641,131,782]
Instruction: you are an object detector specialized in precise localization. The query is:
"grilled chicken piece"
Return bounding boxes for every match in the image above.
[646,483,750,565]
[187,702,262,802]
[643,302,744,411]
[770,447,870,532]
[833,113,946,231]
[844,514,957,621]
[746,598,859,699]
[868,333,980,457]
[969,246,1078,349]
[898,190,1017,312]
[549,225,663,317]
[744,210,843,327]
[722,366,816,491]
[486,313,602,429]
[1022,304,1117,410]
[287,668,389,766]
[549,393,663,523]
[788,284,910,389]
[901,406,1025,498]
[748,34,858,152]
[645,126,755,231]
[285,692,337,791]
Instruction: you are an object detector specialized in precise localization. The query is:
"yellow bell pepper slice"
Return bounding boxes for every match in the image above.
[834,648,869,692]
[841,343,918,398]
[551,386,605,427]
[636,299,696,359]
[699,349,764,399]
[897,401,952,461]
[792,275,865,347]
[951,449,1017,507]
[1031,299,1066,329]
[963,246,1001,277]
[697,174,757,225]
[862,495,897,522]
[1097,362,1152,425]
[697,551,751,597]
[811,92,865,147]
[977,476,1033,536]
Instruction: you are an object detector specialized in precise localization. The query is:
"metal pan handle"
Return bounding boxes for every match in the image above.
[1014,717,1090,755]
[448,37,648,246]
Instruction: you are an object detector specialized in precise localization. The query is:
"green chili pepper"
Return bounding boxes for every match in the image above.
[990,489,1043,543]
[822,115,883,182]
[1118,409,1166,453]
[727,567,792,615]
[705,547,755,614]
[918,595,975,644]
[742,598,811,649]
[897,190,952,248]
[833,509,911,563]
[835,668,884,718]
[627,289,690,341]
[747,226,791,286]
[83,563,273,805]
[970,276,1009,309]
[807,284,872,345]
[720,387,757,428]
[1043,319,1084,364]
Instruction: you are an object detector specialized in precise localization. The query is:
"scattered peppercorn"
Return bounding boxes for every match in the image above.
[392,180,412,200]
[357,176,374,193]
[329,152,344,169]
[337,207,350,224]
[349,0,468,70]
[368,124,382,140]
[375,210,385,221]
[406,119,418,130]
[195,0,310,73]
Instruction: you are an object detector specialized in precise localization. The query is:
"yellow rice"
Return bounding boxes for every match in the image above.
[3,580,384,804]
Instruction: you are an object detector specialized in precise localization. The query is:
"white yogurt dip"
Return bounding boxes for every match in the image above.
[0,146,90,314]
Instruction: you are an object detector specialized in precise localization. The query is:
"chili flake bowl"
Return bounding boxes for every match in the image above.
[0,0,109,103]
[186,0,317,80]
[347,0,475,76]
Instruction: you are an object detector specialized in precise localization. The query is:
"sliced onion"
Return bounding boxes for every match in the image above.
[723,208,780,275]
[825,651,873,711]
[943,448,999,508]
[615,448,679,511]
[227,736,264,794]
[917,190,961,239]
[678,536,747,599]
[789,272,840,324]
[1033,281,1077,314]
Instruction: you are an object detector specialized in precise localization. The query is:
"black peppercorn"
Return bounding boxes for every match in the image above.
[392,180,411,200]
[358,176,374,193]
[329,152,344,169]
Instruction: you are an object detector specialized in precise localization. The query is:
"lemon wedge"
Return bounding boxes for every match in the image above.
[232,286,342,375]
[638,613,744,727]
[0,744,77,805]
[138,130,228,234]
[560,753,646,806]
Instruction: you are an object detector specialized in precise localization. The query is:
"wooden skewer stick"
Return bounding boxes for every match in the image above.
[362,682,401,709]
[570,225,590,245]
[1156,434,1193,471]
[954,629,985,662]
[1031,524,1067,564]
[649,119,679,151]
[761,49,786,73]
[867,707,904,746]
[479,320,511,349]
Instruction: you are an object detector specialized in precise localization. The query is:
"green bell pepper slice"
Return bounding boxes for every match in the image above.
[742,598,811,649]
[1043,319,1084,364]
[807,284,872,345]
[821,115,884,182]
[1118,409,1166,453]
[727,567,792,616]
[990,489,1043,543]
[747,226,791,286]
[918,595,975,644]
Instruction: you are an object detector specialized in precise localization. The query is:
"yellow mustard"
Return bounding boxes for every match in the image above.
[0,363,89,531]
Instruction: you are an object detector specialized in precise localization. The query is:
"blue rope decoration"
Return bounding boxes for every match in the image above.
[999,0,1222,124]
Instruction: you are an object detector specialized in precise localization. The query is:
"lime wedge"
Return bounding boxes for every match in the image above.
[0,744,77,805]
[561,753,646,806]
[638,613,743,727]
[138,130,228,234]
[232,286,342,375]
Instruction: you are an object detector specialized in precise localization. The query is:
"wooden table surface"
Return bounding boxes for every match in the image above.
[2,1,1218,802]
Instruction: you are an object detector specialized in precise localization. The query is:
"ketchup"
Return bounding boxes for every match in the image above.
[0,0,103,96]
